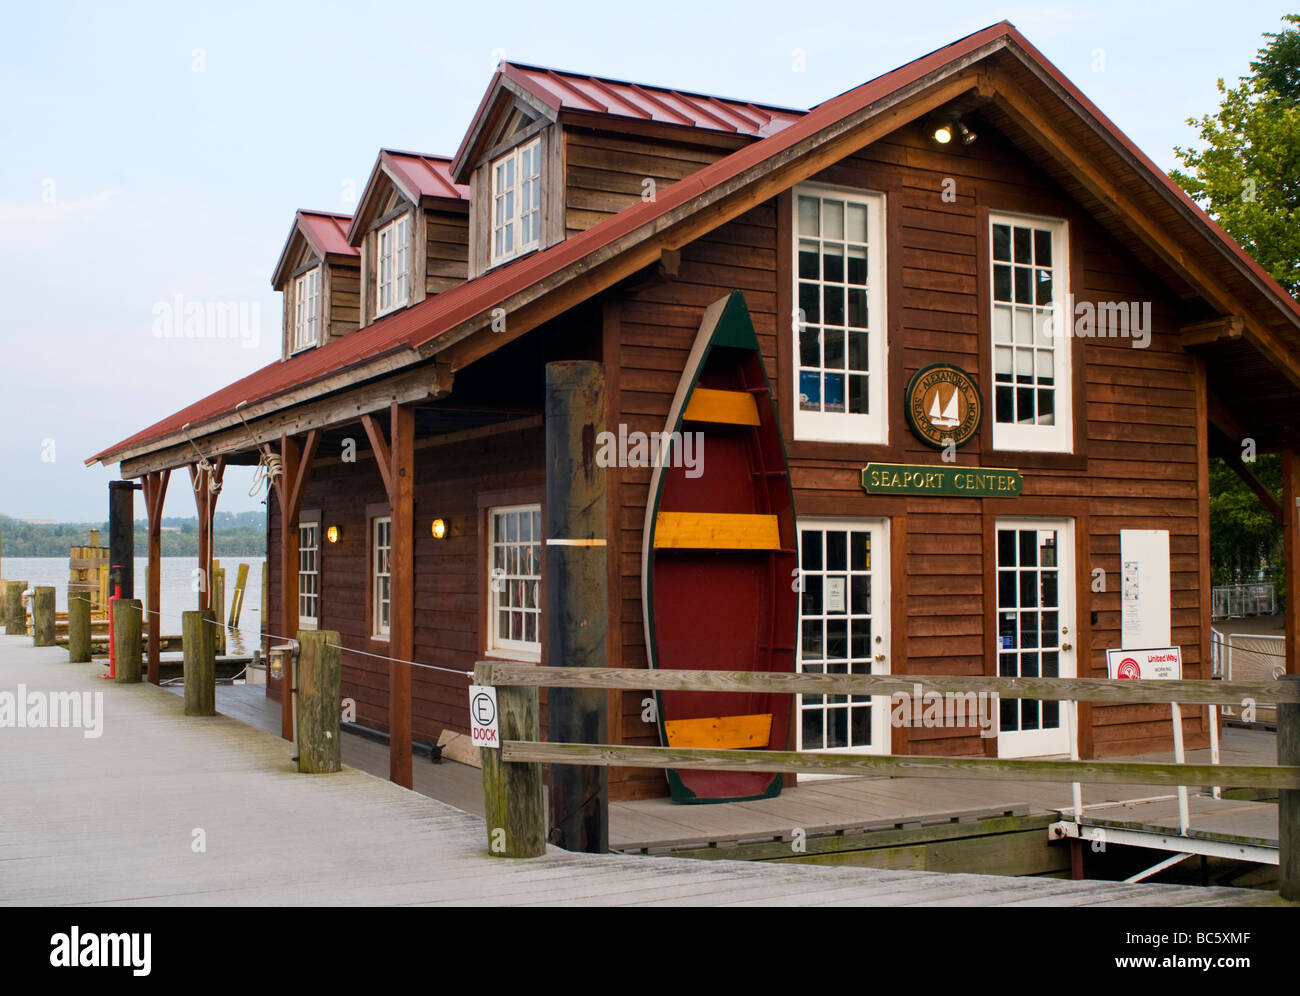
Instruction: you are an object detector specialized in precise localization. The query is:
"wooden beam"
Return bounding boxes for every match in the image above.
[1180,315,1244,347]
[360,414,394,502]
[141,469,170,684]
[501,741,1300,791]
[482,663,1300,704]
[274,434,319,741]
[117,363,451,479]
[388,403,414,789]
[1210,427,1283,525]
[188,459,224,612]
[1285,450,1300,678]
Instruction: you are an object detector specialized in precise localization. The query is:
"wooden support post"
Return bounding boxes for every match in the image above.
[5,580,28,635]
[229,562,250,628]
[544,361,609,853]
[32,587,55,647]
[297,630,341,773]
[68,591,91,662]
[274,431,321,740]
[362,406,416,789]
[113,599,143,683]
[142,470,170,684]
[212,563,226,656]
[108,480,136,600]
[1281,676,1300,901]
[182,609,216,716]
[1285,449,1300,677]
[475,662,546,858]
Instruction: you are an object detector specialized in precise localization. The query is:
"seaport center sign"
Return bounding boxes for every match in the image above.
[862,463,1023,497]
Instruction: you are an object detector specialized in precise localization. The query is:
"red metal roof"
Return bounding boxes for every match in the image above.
[89,21,1300,467]
[381,150,470,203]
[298,210,357,258]
[500,62,805,138]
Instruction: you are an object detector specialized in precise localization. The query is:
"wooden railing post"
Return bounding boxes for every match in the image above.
[476,662,545,858]
[4,580,27,635]
[32,587,55,647]
[113,599,143,684]
[68,591,92,662]
[182,610,216,715]
[297,630,341,773]
[1281,675,1300,901]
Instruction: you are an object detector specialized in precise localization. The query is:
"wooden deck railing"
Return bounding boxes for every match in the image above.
[473,661,1300,899]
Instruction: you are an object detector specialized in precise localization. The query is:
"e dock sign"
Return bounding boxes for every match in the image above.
[468,685,500,748]
[1105,647,1182,681]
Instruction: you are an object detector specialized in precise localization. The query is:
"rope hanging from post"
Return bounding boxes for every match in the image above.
[235,401,282,498]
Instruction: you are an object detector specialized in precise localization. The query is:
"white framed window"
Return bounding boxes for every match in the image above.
[298,522,320,628]
[376,215,410,317]
[491,137,542,265]
[371,516,391,639]
[292,267,320,352]
[796,518,890,756]
[990,213,1072,452]
[488,504,542,658]
[793,185,887,443]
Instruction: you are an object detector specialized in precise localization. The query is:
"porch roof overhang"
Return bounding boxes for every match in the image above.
[87,20,1300,478]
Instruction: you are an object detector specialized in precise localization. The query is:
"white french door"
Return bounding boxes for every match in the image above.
[796,518,890,755]
[995,518,1076,758]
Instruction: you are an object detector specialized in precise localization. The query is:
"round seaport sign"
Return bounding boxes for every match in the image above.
[905,363,982,449]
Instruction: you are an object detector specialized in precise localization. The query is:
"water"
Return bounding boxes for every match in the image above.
[1,556,266,654]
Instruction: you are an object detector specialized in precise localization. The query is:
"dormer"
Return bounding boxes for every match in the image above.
[347,150,470,328]
[271,210,361,360]
[451,63,805,277]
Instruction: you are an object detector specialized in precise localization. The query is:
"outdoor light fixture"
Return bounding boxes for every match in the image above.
[932,123,953,144]
[326,525,340,544]
[932,113,977,146]
[431,518,448,540]
[958,121,978,145]
[268,639,299,682]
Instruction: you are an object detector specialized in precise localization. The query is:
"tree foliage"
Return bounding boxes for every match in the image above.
[1171,14,1300,295]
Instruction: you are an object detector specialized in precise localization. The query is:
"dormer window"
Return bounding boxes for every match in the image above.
[376,215,410,316]
[292,267,320,352]
[491,137,542,265]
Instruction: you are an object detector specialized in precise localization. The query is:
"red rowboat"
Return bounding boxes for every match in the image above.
[641,291,797,803]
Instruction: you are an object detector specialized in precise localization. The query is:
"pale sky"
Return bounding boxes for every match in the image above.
[0,0,1290,522]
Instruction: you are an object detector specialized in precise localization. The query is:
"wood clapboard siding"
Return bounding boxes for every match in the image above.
[604,113,1208,796]
[328,264,360,340]
[426,209,468,295]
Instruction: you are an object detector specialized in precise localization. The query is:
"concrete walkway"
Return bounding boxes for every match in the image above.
[0,637,1281,906]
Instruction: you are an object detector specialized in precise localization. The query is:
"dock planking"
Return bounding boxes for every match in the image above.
[2,638,1277,905]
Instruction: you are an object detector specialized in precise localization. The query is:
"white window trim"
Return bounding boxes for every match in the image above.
[487,503,542,661]
[375,215,410,319]
[292,266,320,353]
[795,517,891,763]
[989,211,1073,453]
[791,183,888,445]
[371,515,392,640]
[490,137,542,267]
[298,521,320,630]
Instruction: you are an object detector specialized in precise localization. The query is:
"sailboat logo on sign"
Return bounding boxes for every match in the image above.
[905,363,982,448]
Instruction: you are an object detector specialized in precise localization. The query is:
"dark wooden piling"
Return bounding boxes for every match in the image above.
[543,361,609,853]
[108,480,136,600]
[68,591,91,662]
[113,599,143,683]
[1281,675,1299,901]
[32,587,55,647]
[476,661,546,857]
[182,610,216,716]
[297,630,341,773]
[4,580,27,635]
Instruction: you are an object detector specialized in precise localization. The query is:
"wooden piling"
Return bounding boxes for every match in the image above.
[32,587,55,647]
[113,599,143,683]
[212,563,226,655]
[182,610,217,716]
[229,562,249,628]
[1281,675,1299,901]
[68,592,92,662]
[297,630,341,773]
[543,361,609,853]
[4,580,28,635]
[476,661,546,858]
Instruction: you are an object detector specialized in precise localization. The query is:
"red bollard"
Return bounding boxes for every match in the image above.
[104,584,122,680]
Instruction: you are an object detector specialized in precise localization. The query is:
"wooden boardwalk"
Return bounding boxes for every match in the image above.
[0,637,1281,906]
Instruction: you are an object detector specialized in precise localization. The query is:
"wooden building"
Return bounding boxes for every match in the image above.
[88,22,1300,801]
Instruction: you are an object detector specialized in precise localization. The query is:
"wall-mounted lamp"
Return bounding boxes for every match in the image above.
[933,122,953,144]
[326,525,340,544]
[932,113,977,146]
[268,639,299,682]
[431,518,448,540]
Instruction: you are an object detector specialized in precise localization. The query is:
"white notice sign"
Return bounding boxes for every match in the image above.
[1105,647,1182,681]
[826,576,847,613]
[468,685,500,749]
